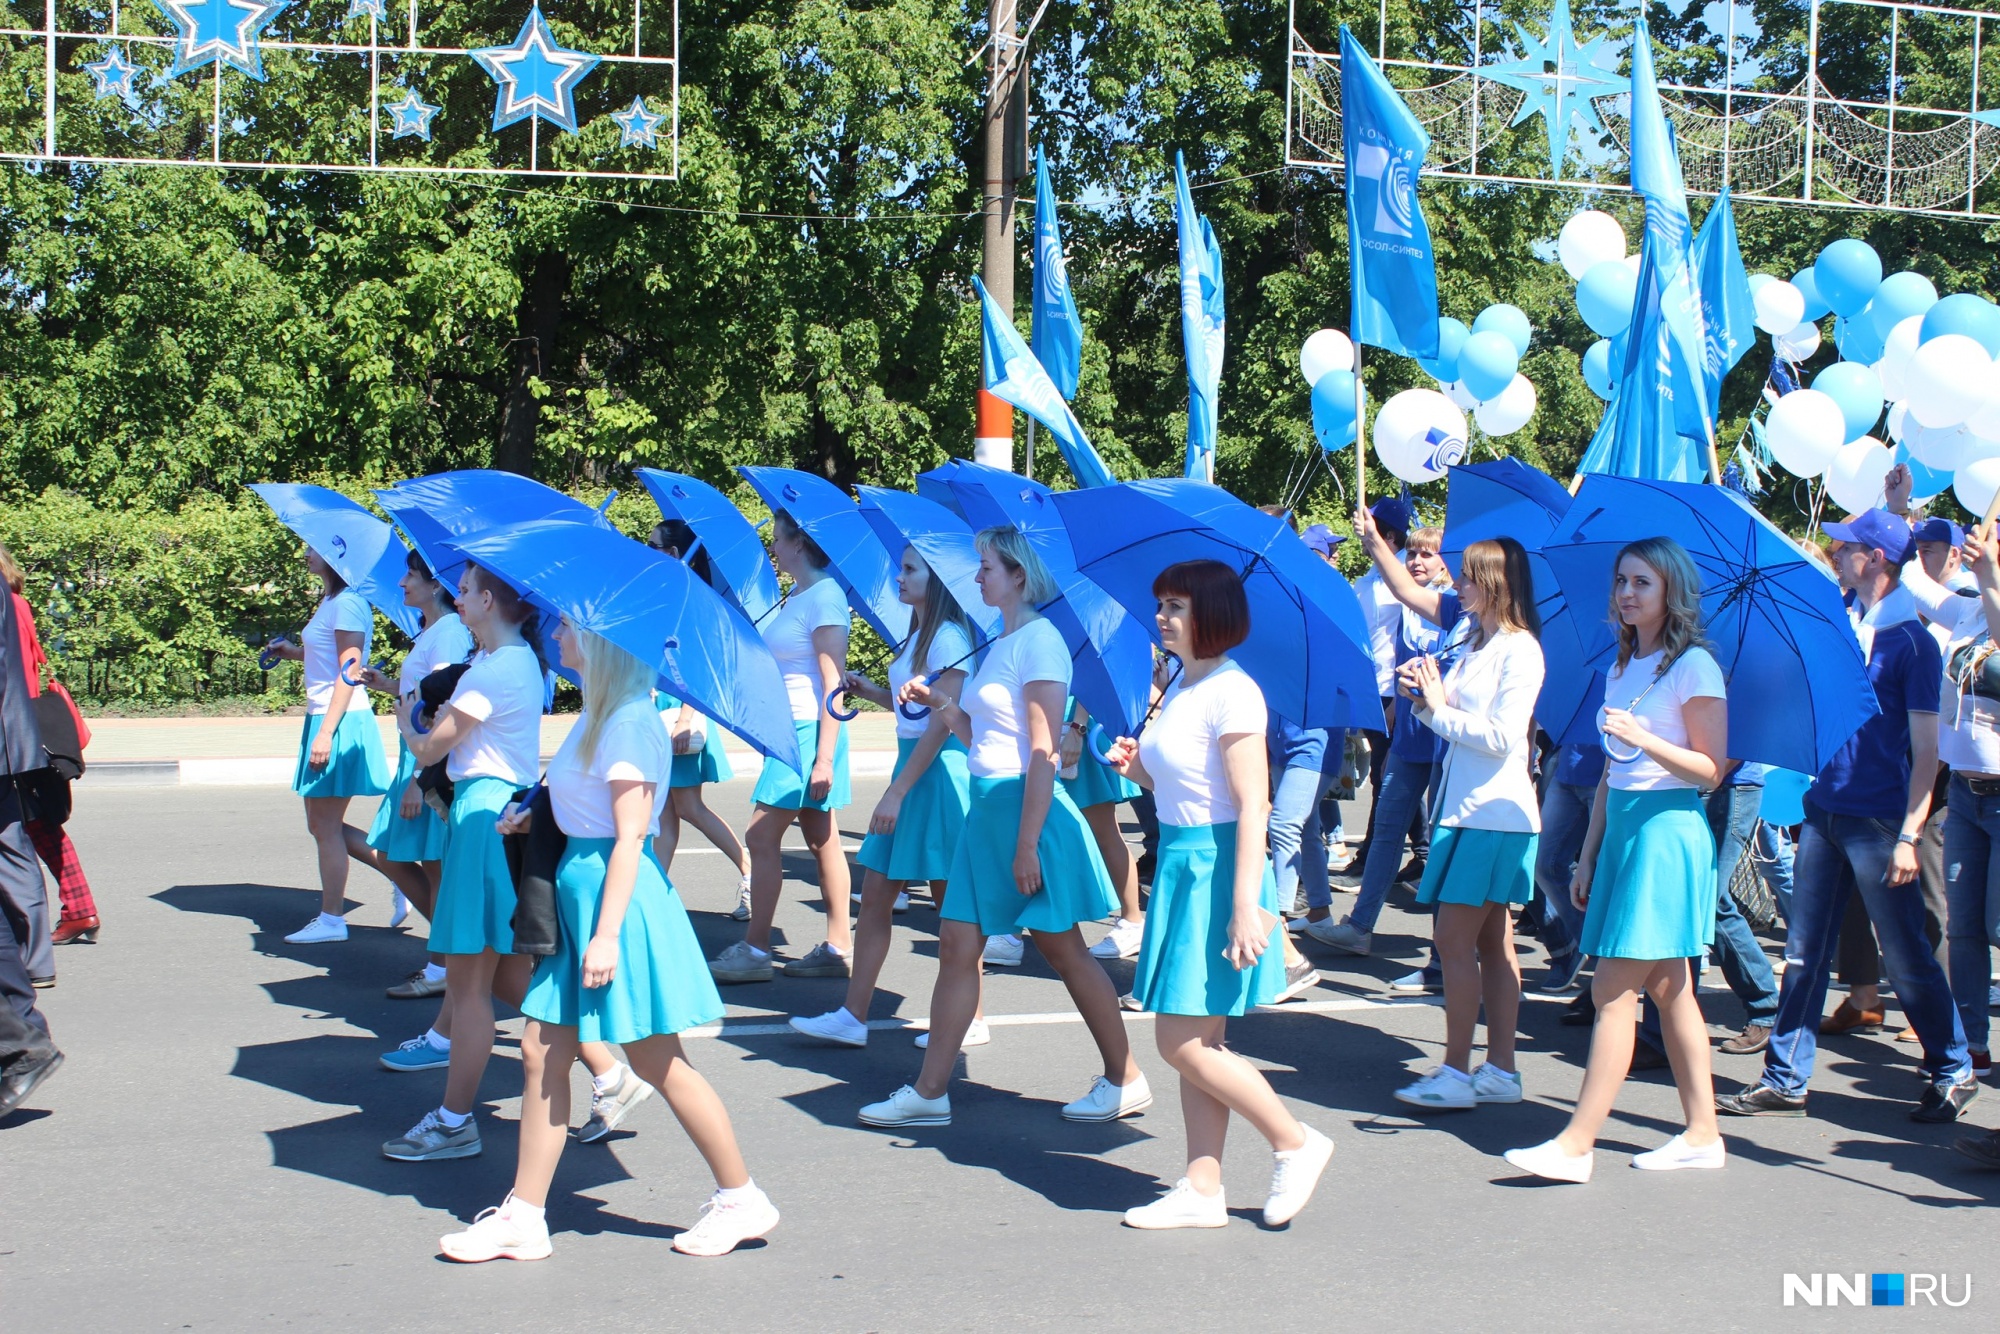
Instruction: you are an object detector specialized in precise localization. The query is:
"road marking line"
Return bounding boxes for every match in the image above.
[680,993,1440,1039]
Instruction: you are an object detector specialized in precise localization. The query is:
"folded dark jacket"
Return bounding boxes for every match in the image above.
[505,784,566,957]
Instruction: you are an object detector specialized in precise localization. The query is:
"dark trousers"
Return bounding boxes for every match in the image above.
[0,786,52,1060]
[1836,771,1950,988]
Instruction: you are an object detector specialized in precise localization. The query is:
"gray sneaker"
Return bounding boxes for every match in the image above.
[386,969,447,1000]
[382,1110,482,1161]
[577,1068,655,1143]
[1276,956,1321,1002]
[709,940,775,984]
[782,942,851,978]
[1304,916,1372,956]
[729,878,753,922]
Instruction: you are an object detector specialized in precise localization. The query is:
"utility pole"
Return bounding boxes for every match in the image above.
[974,0,1028,471]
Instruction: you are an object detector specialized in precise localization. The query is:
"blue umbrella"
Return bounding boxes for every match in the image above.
[915,462,968,517]
[1050,480,1379,731]
[1542,474,1877,775]
[737,466,912,645]
[248,483,423,639]
[929,461,1154,738]
[449,521,801,772]
[1440,459,1618,745]
[853,486,1002,644]
[634,468,782,626]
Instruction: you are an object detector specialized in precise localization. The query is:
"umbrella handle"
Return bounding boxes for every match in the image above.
[897,670,937,722]
[826,687,861,723]
[340,660,367,688]
[1600,735,1646,766]
[1086,723,1120,768]
[407,697,434,736]
[258,647,283,672]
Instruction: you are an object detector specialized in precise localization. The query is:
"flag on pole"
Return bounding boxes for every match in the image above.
[974,276,1116,489]
[1173,152,1225,479]
[1692,189,1756,417]
[1031,145,1084,403]
[1340,26,1440,361]
[1577,237,1710,483]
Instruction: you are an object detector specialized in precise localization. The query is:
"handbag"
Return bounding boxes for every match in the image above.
[410,662,473,815]
[505,783,567,957]
[31,687,86,781]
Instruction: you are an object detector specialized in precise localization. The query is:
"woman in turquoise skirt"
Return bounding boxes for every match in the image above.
[1504,537,1730,1184]
[265,544,390,945]
[1060,700,1147,962]
[791,543,978,1049]
[857,527,1150,1130]
[439,618,779,1263]
[1107,560,1333,1231]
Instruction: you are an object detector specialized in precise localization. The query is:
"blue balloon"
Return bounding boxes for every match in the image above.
[1583,338,1616,400]
[1792,268,1831,322]
[1311,370,1360,451]
[1867,270,1938,341]
[1835,306,1886,364]
[1576,261,1639,338]
[1920,293,2000,357]
[1458,329,1520,402]
[1812,361,1885,442]
[1814,238,1883,318]
[1419,316,1470,383]
[1472,303,1532,357]
[1896,445,1953,501]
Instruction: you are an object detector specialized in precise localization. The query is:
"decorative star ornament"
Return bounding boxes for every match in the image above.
[345,0,386,19]
[383,87,441,141]
[610,95,663,149]
[84,46,142,100]
[1481,0,1625,180]
[471,5,602,135]
[152,0,293,82]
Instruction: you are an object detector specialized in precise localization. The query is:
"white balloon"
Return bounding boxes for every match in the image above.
[1371,389,1469,484]
[1907,421,1985,473]
[1753,280,1806,336]
[1877,315,1924,402]
[1299,328,1355,386]
[1954,455,2000,520]
[1885,401,1910,443]
[1774,320,1822,362]
[1443,379,1480,410]
[1474,374,1538,436]
[1965,381,2000,442]
[1557,210,1627,280]
[1906,333,1993,429]
[1764,389,1848,477]
[1620,252,1643,276]
[1824,437,1894,514]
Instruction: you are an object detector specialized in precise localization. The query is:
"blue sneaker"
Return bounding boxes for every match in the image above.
[381,1034,451,1072]
[1538,949,1586,994]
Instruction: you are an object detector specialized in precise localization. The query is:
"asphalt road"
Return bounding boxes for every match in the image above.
[2,780,1995,1332]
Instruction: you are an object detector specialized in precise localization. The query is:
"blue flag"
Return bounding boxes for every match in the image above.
[1031,145,1084,402]
[1173,152,1226,479]
[1340,26,1440,360]
[1577,234,1708,483]
[1692,189,1755,417]
[974,276,1116,489]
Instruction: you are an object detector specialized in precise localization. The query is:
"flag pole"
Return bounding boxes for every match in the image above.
[1025,418,1036,482]
[1353,342,1367,510]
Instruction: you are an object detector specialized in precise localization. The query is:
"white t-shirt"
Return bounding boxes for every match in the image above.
[890,621,977,739]
[548,698,672,838]
[1600,646,1727,791]
[1137,661,1268,826]
[964,617,1071,778]
[302,590,374,716]
[1355,568,1402,697]
[763,577,850,721]
[398,613,475,696]
[445,643,546,784]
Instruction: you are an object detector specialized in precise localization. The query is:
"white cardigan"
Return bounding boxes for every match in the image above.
[1413,627,1545,833]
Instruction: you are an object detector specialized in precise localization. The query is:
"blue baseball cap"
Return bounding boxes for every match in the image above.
[1914,516,1964,547]
[1369,496,1412,536]
[1822,509,1914,564]
[1302,523,1345,556]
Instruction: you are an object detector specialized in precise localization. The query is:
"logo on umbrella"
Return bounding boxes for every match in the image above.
[329,535,348,558]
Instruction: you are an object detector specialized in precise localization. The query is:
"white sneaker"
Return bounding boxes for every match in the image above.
[284,914,348,944]
[390,889,411,929]
[577,1067,655,1143]
[730,878,753,922]
[1393,1066,1476,1111]
[1503,1138,1595,1183]
[790,1008,870,1048]
[672,1187,780,1257]
[1470,1063,1524,1105]
[439,1196,552,1262]
[1123,1178,1228,1230]
[1061,1073,1154,1122]
[1264,1126,1334,1226]
[1089,917,1144,960]
[1631,1133,1726,1172]
[982,934,1024,967]
[1388,970,1440,994]
[859,1084,951,1127]
[915,1018,990,1049]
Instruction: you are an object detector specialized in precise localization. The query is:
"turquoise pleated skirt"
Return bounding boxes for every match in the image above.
[1580,788,1718,961]
[751,719,850,811]
[1062,754,1141,809]
[941,774,1117,936]
[429,776,520,956]
[857,735,970,882]
[1130,822,1285,1017]
[291,711,390,799]
[366,736,448,863]
[521,840,726,1043]
[1414,825,1539,907]
[670,725,734,788]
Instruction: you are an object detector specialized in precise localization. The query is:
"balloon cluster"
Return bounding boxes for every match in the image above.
[1299,328,1361,453]
[1295,326,1469,484]
[1415,304,1537,440]
[1559,210,1640,406]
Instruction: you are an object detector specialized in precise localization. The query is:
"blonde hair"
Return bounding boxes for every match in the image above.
[1405,526,1444,555]
[1460,537,1540,639]
[0,540,22,595]
[571,624,658,767]
[1611,537,1708,677]
[975,526,1059,606]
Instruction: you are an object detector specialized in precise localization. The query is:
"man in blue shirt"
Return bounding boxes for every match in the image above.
[1718,509,1976,1123]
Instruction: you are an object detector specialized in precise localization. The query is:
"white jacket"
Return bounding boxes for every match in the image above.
[1414,627,1545,833]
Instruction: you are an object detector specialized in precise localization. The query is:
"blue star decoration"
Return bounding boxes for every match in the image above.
[83,45,142,100]
[610,95,663,150]
[345,0,386,19]
[471,5,602,135]
[1481,0,1625,180]
[151,0,292,82]
[382,87,440,141]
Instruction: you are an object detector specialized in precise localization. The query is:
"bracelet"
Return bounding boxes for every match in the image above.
[1065,721,1087,735]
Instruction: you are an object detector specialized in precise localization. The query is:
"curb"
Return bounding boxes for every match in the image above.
[78,749,900,788]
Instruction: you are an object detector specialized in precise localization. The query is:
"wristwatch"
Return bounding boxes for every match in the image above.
[1896,832,1920,846]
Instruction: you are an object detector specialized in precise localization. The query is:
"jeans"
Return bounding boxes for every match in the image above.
[0,787,51,1049]
[1130,789,1159,864]
[1943,775,2000,1053]
[1270,764,1335,911]
[1756,822,1796,928]
[1534,781,1594,958]
[1642,786,1779,1048]
[1349,753,1434,933]
[1760,807,1971,1097]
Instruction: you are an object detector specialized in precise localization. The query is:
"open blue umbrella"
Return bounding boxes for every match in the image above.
[1050,480,1379,730]
[1542,474,1877,775]
[634,468,782,626]
[737,466,912,645]
[449,521,800,773]
[915,462,968,517]
[248,483,423,639]
[853,486,1002,644]
[1440,459,1618,745]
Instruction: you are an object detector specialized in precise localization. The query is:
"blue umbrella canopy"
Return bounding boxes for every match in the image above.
[915,462,968,517]
[1050,480,1379,730]
[853,486,1002,645]
[737,466,912,645]
[1542,474,1877,775]
[248,483,422,638]
[929,461,1154,737]
[449,521,801,772]
[1440,459,1618,745]
[634,468,782,626]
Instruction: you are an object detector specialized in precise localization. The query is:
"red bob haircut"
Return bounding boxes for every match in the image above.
[1152,559,1250,660]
